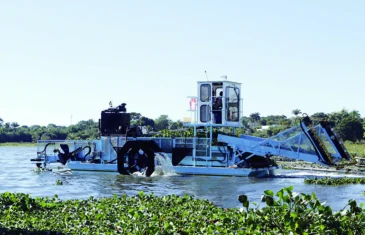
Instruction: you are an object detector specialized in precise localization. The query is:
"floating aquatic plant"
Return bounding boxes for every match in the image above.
[0,188,364,234]
[305,177,365,185]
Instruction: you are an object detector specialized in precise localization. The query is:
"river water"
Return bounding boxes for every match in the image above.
[1,146,364,211]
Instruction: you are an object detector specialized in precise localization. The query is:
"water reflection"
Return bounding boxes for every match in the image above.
[0,146,364,211]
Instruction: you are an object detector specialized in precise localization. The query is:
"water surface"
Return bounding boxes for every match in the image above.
[0,146,364,211]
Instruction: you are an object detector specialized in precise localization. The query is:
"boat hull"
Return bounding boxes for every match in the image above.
[46,162,280,177]
[173,165,279,177]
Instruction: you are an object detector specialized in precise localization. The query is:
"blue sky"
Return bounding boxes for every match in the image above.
[1,1,364,126]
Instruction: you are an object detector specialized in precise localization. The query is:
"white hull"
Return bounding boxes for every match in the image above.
[46,161,279,177]
[68,162,118,172]
[173,165,279,177]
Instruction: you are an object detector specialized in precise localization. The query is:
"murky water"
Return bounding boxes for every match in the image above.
[0,146,364,211]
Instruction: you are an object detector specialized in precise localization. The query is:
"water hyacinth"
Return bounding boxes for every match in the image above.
[0,187,364,234]
[305,176,365,185]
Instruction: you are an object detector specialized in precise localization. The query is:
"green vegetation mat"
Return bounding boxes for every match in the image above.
[305,176,365,185]
[1,187,365,234]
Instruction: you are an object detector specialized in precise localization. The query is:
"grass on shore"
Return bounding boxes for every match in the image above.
[345,141,365,158]
[0,142,36,147]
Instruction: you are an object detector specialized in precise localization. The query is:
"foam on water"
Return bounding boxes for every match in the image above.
[52,167,73,175]
[43,163,73,175]
[131,153,176,177]
[152,153,176,177]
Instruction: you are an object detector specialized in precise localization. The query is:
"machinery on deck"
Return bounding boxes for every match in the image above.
[31,79,353,177]
[218,114,352,169]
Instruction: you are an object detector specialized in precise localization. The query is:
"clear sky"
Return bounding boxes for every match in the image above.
[1,1,364,127]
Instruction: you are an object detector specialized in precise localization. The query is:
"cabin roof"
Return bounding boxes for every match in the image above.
[196,80,242,84]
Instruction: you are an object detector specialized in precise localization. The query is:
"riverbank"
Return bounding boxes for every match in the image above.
[278,160,365,175]
[0,142,35,146]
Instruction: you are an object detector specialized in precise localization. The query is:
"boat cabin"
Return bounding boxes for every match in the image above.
[186,80,242,127]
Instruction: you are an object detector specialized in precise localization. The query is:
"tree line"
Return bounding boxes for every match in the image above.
[0,109,364,143]
[0,113,182,143]
[245,109,364,142]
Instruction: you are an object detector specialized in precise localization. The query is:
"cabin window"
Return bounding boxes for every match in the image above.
[225,86,240,122]
[200,84,211,102]
[200,105,211,122]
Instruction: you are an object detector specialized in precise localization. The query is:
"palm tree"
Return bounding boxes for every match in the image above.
[10,122,19,129]
[292,109,301,116]
[291,109,302,125]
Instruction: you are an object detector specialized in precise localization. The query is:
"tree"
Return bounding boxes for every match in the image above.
[130,113,156,131]
[279,119,292,128]
[154,115,170,131]
[130,112,142,123]
[249,112,261,122]
[137,116,155,128]
[348,110,361,120]
[4,123,10,130]
[292,109,301,116]
[9,122,19,129]
[47,124,58,129]
[240,117,250,128]
[327,109,362,128]
[41,132,57,140]
[335,117,364,142]
[267,125,286,137]
[264,115,286,125]
[31,132,41,142]
[327,109,349,127]
[169,120,183,130]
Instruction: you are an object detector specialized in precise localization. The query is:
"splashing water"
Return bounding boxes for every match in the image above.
[153,153,176,176]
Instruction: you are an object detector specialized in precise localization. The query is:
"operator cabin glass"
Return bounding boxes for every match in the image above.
[200,84,211,122]
[226,86,240,122]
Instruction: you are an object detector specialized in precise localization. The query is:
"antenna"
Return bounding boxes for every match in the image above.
[70,114,73,125]
[205,70,209,81]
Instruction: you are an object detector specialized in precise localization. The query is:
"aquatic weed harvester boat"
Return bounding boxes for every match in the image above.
[31,79,353,177]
